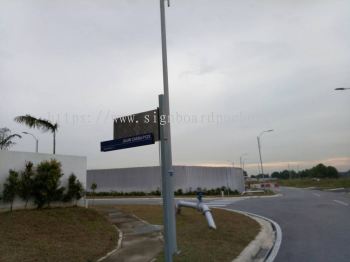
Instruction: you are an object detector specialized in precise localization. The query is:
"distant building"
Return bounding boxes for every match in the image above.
[87,166,245,193]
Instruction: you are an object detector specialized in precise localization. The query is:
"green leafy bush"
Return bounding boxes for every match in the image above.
[63,174,84,205]
[2,170,19,211]
[18,161,34,208]
[86,187,240,197]
[31,159,65,208]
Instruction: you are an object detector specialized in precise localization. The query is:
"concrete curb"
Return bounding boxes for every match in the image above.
[219,208,282,262]
[97,225,123,262]
[240,194,283,200]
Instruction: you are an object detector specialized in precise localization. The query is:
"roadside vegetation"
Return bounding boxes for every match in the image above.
[115,205,260,262]
[87,187,242,198]
[260,163,350,189]
[278,178,350,189]
[0,207,117,262]
[270,163,339,179]
[14,114,59,154]
[1,159,84,211]
[0,127,21,150]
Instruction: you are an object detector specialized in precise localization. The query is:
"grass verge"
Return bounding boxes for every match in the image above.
[278,178,350,189]
[115,205,260,262]
[0,207,117,262]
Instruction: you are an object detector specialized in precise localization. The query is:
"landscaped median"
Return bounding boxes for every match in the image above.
[106,205,261,261]
[0,205,268,262]
[0,207,117,262]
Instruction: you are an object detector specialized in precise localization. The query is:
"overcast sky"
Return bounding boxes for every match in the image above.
[1,0,349,174]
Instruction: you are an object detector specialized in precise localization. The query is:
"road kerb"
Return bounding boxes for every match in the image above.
[97,225,123,262]
[218,208,282,262]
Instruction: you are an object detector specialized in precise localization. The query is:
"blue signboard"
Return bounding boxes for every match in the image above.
[101,133,154,152]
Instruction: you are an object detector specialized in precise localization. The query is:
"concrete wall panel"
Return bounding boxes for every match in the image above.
[87,166,244,193]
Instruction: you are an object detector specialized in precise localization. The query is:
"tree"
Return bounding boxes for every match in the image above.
[326,166,339,178]
[271,163,340,179]
[2,170,19,211]
[32,159,64,208]
[18,162,34,208]
[309,164,338,178]
[14,115,58,154]
[0,127,22,150]
[91,182,97,194]
[90,182,97,206]
[310,164,328,178]
[271,171,280,179]
[63,174,84,206]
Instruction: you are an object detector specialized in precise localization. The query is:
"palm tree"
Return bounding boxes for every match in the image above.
[0,128,22,150]
[14,115,58,154]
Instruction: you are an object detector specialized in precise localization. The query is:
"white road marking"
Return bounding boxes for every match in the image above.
[333,200,349,206]
[313,193,321,197]
[205,199,240,207]
[326,188,345,191]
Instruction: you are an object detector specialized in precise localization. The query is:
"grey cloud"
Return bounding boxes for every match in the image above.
[1,0,349,174]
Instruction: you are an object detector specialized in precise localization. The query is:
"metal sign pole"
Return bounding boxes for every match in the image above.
[159,0,177,260]
[159,95,176,262]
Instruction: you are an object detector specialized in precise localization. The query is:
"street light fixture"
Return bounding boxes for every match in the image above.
[335,87,350,91]
[22,132,38,153]
[257,129,274,178]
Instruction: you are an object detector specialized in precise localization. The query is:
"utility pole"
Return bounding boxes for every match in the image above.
[257,129,274,180]
[240,153,247,178]
[257,136,263,176]
[159,0,177,261]
[257,129,273,191]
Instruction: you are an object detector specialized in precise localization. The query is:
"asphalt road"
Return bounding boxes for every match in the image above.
[228,187,350,262]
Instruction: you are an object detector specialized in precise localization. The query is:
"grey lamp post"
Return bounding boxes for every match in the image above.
[225,160,235,196]
[240,153,248,170]
[240,153,248,177]
[257,129,274,179]
[22,132,38,153]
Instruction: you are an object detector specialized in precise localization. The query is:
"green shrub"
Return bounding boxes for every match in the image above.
[63,174,84,205]
[18,161,34,208]
[31,159,64,208]
[2,170,20,211]
[174,189,183,196]
[85,187,241,197]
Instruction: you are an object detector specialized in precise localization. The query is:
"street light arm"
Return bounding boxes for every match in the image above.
[259,129,274,137]
[22,132,39,153]
[22,132,38,141]
[257,129,274,178]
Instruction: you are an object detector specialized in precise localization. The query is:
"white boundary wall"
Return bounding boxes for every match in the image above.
[0,150,86,209]
[87,166,245,193]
